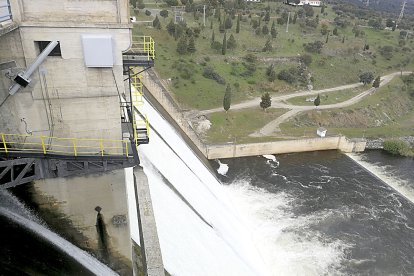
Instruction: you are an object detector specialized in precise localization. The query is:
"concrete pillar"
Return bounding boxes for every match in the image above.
[133,166,165,276]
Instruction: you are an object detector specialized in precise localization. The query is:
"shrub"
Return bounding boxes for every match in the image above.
[303,41,324,53]
[383,140,412,156]
[202,66,226,85]
[145,10,151,16]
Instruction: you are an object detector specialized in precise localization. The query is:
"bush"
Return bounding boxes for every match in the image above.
[303,41,324,53]
[383,140,412,156]
[145,10,151,16]
[202,66,226,85]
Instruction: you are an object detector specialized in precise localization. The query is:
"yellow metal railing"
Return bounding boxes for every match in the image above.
[131,68,144,106]
[0,133,130,157]
[131,35,155,60]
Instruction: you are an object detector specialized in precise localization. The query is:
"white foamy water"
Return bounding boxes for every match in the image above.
[347,153,414,204]
[126,98,347,275]
[223,180,349,276]
[216,160,229,176]
[0,207,118,276]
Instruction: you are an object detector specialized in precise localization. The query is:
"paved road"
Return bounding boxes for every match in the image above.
[192,71,412,136]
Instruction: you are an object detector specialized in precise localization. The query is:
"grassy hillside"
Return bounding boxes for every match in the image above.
[133,1,414,111]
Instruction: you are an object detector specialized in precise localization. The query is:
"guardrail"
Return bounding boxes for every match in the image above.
[0,133,130,157]
[131,36,155,60]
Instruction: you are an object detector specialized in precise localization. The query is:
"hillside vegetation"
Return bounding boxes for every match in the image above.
[131,0,414,141]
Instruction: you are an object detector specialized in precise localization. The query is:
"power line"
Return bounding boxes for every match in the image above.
[396,0,407,28]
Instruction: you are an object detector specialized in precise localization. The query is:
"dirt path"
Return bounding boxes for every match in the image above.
[251,71,411,136]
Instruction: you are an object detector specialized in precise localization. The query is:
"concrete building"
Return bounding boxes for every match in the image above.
[0,0,132,141]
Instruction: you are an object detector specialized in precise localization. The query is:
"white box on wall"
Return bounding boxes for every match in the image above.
[81,34,114,67]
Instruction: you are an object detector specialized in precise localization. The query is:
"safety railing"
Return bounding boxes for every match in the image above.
[131,36,155,60]
[0,133,130,157]
[131,68,144,106]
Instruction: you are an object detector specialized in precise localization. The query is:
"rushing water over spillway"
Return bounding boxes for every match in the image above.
[132,99,414,275]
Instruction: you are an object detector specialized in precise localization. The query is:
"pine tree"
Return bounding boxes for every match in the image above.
[263,38,272,52]
[262,24,269,35]
[260,92,272,111]
[187,36,196,54]
[153,15,161,29]
[264,11,270,22]
[271,21,277,39]
[211,30,215,43]
[176,36,187,55]
[292,13,297,24]
[222,32,227,55]
[342,36,345,43]
[372,76,381,88]
[225,16,233,29]
[210,20,213,29]
[219,18,225,33]
[314,94,321,108]
[227,34,237,50]
[223,84,231,112]
[321,5,325,14]
[236,14,241,33]
[167,20,175,36]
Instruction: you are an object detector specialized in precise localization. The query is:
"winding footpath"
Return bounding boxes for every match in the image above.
[194,71,412,137]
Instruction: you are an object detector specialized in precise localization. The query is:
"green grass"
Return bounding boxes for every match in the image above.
[286,86,366,106]
[205,108,288,143]
[134,3,414,111]
[280,77,414,138]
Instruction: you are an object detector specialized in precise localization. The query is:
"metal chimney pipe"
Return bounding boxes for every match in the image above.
[9,41,59,95]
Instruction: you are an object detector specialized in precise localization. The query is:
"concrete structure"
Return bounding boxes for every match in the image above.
[0,0,132,141]
[206,136,366,159]
[317,127,327,138]
[133,167,165,276]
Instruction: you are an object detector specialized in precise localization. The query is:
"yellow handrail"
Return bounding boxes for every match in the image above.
[131,35,155,60]
[0,133,130,158]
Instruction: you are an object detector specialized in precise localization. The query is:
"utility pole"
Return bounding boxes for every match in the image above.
[396,0,407,29]
[203,5,206,27]
[286,11,291,33]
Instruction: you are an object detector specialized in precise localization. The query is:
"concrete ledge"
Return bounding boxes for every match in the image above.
[206,136,366,159]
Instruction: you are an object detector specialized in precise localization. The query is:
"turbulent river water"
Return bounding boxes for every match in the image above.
[213,150,414,275]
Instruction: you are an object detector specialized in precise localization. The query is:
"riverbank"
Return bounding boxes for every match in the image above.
[141,69,366,159]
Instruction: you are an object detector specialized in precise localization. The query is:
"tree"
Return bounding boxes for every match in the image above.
[262,25,269,35]
[314,94,320,107]
[372,76,381,88]
[292,13,297,24]
[145,10,151,16]
[260,92,272,111]
[236,14,241,33]
[263,38,272,52]
[160,9,169,18]
[176,36,187,55]
[264,11,270,22]
[225,17,233,29]
[167,20,175,36]
[222,32,227,55]
[359,72,374,85]
[271,21,277,39]
[300,54,312,66]
[187,36,196,54]
[321,5,325,14]
[333,27,338,36]
[210,20,213,29]
[211,30,215,43]
[223,84,231,112]
[227,34,237,50]
[153,15,161,29]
